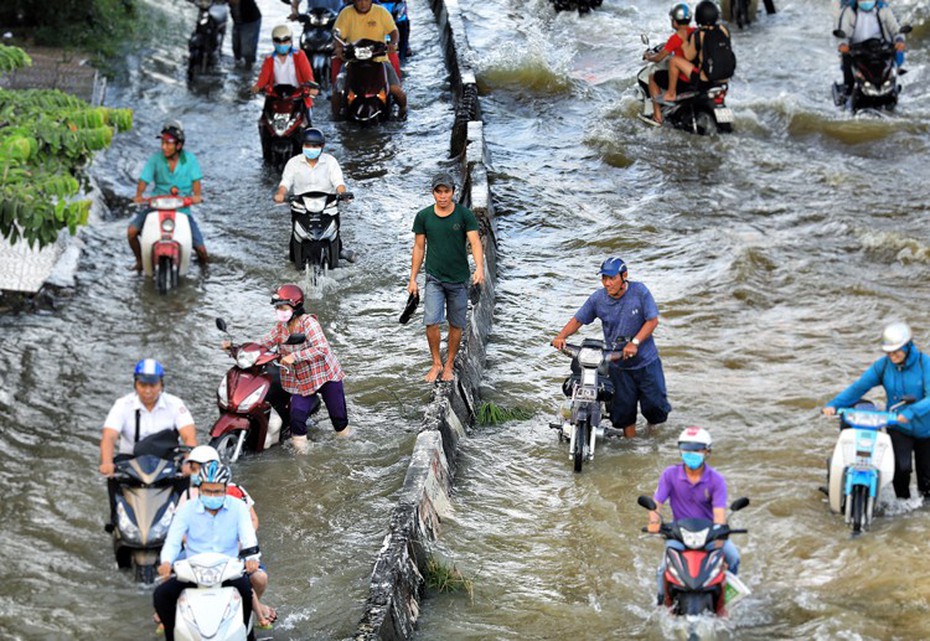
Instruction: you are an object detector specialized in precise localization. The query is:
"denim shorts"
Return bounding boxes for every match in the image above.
[608,358,671,428]
[129,209,205,250]
[423,274,468,329]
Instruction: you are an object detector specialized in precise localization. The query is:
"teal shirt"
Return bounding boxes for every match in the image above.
[140,150,202,212]
[412,203,479,283]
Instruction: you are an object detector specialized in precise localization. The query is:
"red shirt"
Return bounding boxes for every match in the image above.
[261,314,345,397]
[663,27,696,58]
[254,49,316,106]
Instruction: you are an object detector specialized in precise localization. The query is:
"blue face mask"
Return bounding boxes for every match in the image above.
[190,472,202,487]
[857,1,875,10]
[303,147,322,160]
[200,494,226,511]
[681,451,705,470]
[274,43,292,56]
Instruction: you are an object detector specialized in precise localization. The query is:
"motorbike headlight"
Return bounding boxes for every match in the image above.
[191,561,226,587]
[116,502,141,542]
[149,501,177,541]
[310,13,324,25]
[681,527,709,549]
[235,350,260,370]
[355,46,373,61]
[160,218,175,233]
[578,348,602,368]
[272,113,295,136]
[237,386,264,413]
[217,375,229,408]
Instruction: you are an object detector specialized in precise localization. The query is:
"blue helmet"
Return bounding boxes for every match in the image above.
[200,460,232,485]
[598,257,628,278]
[669,3,692,23]
[134,359,165,384]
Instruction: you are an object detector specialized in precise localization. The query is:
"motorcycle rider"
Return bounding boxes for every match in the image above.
[551,257,671,439]
[154,461,259,641]
[645,427,740,605]
[642,3,696,125]
[273,128,355,263]
[99,359,197,523]
[130,121,206,270]
[180,446,276,628]
[251,24,318,119]
[835,0,907,98]
[663,0,733,103]
[823,322,930,499]
[258,284,350,451]
[331,0,408,120]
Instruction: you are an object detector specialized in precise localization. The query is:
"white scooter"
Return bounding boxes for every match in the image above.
[139,193,194,295]
[171,553,254,641]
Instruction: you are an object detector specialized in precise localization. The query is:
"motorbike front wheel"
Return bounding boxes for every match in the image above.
[676,590,715,616]
[211,432,244,464]
[573,422,589,473]
[850,484,868,533]
[155,255,177,294]
[134,563,157,584]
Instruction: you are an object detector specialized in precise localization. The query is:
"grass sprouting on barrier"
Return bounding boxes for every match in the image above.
[425,556,474,600]
[475,401,534,426]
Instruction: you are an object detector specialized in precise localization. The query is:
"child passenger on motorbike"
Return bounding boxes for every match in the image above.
[643,3,696,125]
[645,427,740,604]
[259,284,350,451]
[662,0,731,103]
[822,322,930,499]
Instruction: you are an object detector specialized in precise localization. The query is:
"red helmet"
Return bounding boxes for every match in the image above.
[271,284,304,308]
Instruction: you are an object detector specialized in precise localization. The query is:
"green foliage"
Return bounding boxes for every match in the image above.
[424,556,474,600]
[0,69,133,248]
[475,401,535,426]
[0,44,32,73]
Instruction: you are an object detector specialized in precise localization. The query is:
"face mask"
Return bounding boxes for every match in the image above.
[276,308,293,323]
[200,494,226,511]
[274,43,291,56]
[857,1,875,10]
[303,147,322,160]
[681,451,705,470]
[190,472,202,487]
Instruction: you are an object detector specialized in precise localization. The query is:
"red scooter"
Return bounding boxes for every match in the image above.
[209,317,307,463]
[258,82,318,172]
[138,191,195,295]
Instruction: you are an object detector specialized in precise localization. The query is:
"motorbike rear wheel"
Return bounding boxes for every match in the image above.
[573,421,588,473]
[211,432,244,464]
[693,110,718,136]
[851,484,868,533]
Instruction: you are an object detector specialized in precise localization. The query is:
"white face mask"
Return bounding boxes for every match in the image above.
[275,308,293,323]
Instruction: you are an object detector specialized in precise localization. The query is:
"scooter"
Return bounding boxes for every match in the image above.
[831,27,912,115]
[548,339,623,473]
[258,83,317,172]
[290,1,340,91]
[108,448,187,583]
[138,193,195,295]
[288,191,353,283]
[187,0,228,81]
[210,317,309,463]
[638,495,751,625]
[636,36,734,135]
[332,38,394,123]
[171,553,254,641]
[823,400,911,533]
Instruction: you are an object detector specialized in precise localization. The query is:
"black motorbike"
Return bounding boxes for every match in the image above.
[551,0,603,14]
[106,439,188,583]
[832,27,912,114]
[289,191,353,283]
[187,0,229,81]
[333,39,394,122]
[291,0,340,91]
[258,83,316,172]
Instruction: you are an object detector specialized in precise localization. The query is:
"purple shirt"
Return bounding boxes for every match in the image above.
[654,463,728,521]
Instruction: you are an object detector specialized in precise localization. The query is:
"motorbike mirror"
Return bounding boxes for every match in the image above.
[833,29,847,38]
[730,497,750,512]
[215,317,228,333]
[637,495,657,511]
[900,25,912,34]
[640,33,649,45]
[285,333,306,345]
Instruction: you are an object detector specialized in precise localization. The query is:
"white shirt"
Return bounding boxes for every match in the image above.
[273,54,299,87]
[851,11,882,44]
[103,391,195,455]
[280,152,346,195]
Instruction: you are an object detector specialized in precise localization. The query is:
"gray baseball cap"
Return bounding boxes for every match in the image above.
[431,172,456,191]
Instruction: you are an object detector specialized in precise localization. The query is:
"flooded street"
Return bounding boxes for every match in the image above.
[1,0,929,639]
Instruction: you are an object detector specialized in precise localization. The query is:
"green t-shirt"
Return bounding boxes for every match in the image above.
[412,203,479,284]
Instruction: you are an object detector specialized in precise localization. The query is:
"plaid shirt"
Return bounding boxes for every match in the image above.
[261,314,344,396]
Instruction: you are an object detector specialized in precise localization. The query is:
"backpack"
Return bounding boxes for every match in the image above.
[700,26,736,82]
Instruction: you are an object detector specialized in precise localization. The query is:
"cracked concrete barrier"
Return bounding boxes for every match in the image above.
[353,2,496,639]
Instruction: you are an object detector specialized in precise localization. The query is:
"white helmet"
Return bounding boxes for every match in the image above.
[678,427,712,451]
[881,321,912,353]
[188,445,220,465]
[272,24,292,41]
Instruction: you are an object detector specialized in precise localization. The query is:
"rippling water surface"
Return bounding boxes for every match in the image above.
[1,0,929,639]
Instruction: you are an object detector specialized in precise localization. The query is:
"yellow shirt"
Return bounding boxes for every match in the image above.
[334,4,396,62]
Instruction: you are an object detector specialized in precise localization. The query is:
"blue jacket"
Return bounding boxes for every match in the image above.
[827,343,930,438]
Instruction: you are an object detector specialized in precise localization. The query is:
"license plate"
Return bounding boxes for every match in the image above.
[714,107,734,123]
